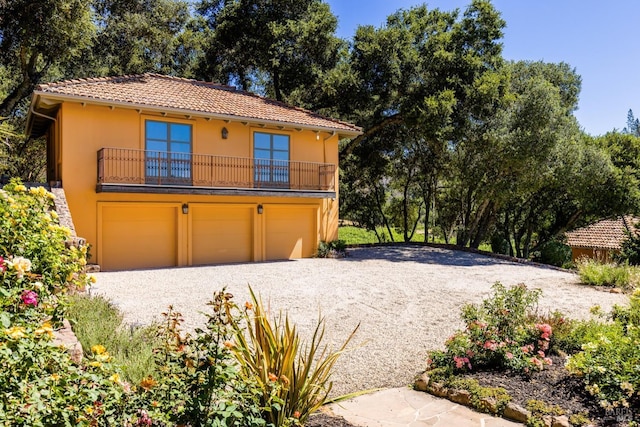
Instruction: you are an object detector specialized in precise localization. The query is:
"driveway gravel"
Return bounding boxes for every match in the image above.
[92,246,628,397]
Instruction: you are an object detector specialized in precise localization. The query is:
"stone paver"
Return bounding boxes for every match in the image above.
[326,388,521,427]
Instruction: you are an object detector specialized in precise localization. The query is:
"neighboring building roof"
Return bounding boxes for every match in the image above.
[565,215,640,250]
[26,73,362,138]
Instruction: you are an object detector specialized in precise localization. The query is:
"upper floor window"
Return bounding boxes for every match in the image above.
[254,132,290,188]
[145,120,192,185]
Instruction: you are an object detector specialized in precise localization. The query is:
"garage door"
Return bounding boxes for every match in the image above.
[265,205,317,260]
[100,203,179,271]
[191,204,254,265]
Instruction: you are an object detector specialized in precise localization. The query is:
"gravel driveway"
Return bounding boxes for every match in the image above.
[92,246,628,397]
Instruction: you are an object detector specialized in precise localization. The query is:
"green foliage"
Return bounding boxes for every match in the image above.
[568,412,592,426]
[444,377,511,415]
[0,179,91,327]
[136,292,268,427]
[88,0,199,77]
[532,240,572,267]
[565,289,640,410]
[577,259,638,289]
[526,399,565,427]
[197,0,344,105]
[66,294,159,384]
[0,327,134,426]
[616,225,640,266]
[0,0,95,116]
[230,287,359,426]
[428,283,554,375]
[316,239,347,258]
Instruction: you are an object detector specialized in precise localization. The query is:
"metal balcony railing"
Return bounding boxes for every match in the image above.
[97,148,336,192]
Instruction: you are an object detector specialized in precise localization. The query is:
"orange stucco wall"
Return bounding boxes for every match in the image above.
[55,102,339,269]
[571,247,617,263]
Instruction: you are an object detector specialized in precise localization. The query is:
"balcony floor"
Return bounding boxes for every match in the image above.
[96,183,336,199]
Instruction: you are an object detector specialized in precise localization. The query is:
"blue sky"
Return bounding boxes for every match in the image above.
[325,0,640,136]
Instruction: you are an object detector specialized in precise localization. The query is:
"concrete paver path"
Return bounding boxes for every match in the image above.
[326,388,521,427]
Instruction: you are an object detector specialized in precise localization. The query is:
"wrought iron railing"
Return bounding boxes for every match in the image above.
[97,148,336,191]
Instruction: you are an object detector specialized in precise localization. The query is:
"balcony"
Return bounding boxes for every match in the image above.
[97,148,336,198]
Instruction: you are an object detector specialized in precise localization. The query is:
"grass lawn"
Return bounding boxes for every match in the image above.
[339,225,492,252]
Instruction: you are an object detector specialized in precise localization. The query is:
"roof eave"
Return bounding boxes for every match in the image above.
[30,91,363,138]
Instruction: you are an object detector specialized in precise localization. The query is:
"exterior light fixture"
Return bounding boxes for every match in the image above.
[221,127,229,139]
[182,203,189,214]
[257,204,263,215]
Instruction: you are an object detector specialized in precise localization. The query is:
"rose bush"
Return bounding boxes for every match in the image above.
[428,283,554,375]
[0,179,91,328]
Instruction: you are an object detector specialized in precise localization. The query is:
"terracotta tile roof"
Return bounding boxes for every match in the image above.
[565,216,640,250]
[33,73,362,135]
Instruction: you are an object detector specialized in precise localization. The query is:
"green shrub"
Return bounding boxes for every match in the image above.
[428,283,554,375]
[615,227,640,265]
[565,289,640,410]
[137,291,268,427]
[490,233,511,255]
[0,180,91,328]
[230,286,359,426]
[316,239,347,258]
[66,294,159,384]
[532,240,571,267]
[576,259,637,289]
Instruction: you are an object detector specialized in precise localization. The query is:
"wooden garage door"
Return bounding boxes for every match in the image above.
[265,205,317,260]
[191,204,253,265]
[100,203,179,271]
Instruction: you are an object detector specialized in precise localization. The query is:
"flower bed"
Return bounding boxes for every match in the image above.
[418,283,640,426]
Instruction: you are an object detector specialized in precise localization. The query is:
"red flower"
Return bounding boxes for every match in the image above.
[21,290,38,307]
[536,323,552,340]
[483,340,498,351]
[0,256,5,273]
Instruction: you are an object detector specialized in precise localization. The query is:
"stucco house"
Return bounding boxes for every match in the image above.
[25,74,361,271]
[565,215,640,262]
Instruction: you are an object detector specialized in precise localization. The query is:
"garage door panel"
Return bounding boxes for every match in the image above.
[101,204,178,271]
[191,205,253,265]
[265,206,317,260]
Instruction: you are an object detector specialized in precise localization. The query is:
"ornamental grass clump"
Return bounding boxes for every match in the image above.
[428,283,554,375]
[576,258,637,290]
[230,286,359,426]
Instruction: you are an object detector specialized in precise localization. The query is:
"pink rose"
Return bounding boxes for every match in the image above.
[506,352,514,360]
[0,256,5,273]
[21,290,38,307]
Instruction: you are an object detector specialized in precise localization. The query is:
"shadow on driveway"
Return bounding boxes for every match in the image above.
[341,244,541,268]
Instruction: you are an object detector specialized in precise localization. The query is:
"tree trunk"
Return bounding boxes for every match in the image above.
[272,68,282,102]
[423,188,431,243]
[374,186,394,242]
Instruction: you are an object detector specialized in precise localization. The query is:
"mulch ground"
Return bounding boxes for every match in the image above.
[463,355,634,426]
[305,355,637,426]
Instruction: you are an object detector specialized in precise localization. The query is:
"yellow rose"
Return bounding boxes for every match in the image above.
[91,344,107,355]
[35,322,54,338]
[5,326,26,339]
